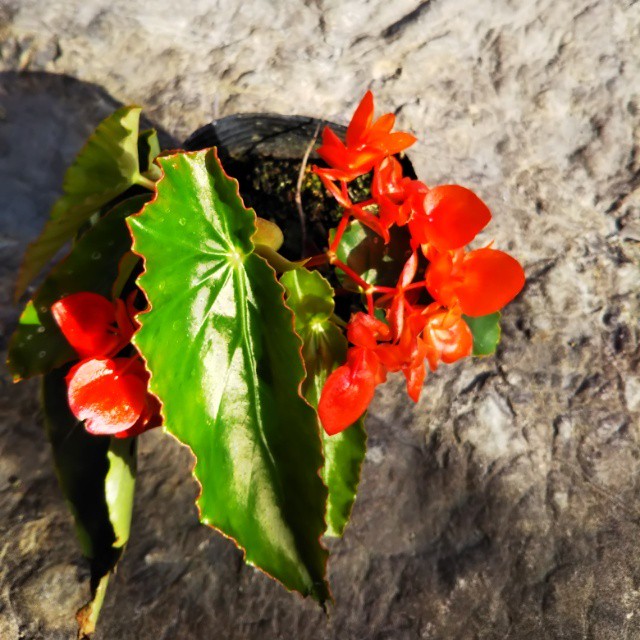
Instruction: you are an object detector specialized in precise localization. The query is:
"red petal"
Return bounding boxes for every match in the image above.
[317,171,351,208]
[345,147,385,173]
[350,207,390,242]
[346,91,374,147]
[317,144,381,179]
[318,347,381,435]
[347,312,391,348]
[317,142,347,170]
[372,156,402,200]
[412,185,492,250]
[389,293,405,340]
[456,248,525,316]
[425,250,459,309]
[377,197,401,229]
[367,112,395,140]
[321,126,343,148]
[52,292,122,358]
[372,131,417,155]
[403,360,426,402]
[114,392,162,439]
[423,311,473,370]
[398,251,418,288]
[375,343,405,372]
[67,358,148,435]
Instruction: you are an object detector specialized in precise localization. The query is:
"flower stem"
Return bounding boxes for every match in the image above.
[330,258,371,292]
[330,214,351,253]
[135,174,157,191]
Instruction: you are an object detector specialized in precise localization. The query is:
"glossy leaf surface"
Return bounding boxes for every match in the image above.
[16,106,147,299]
[282,268,366,537]
[42,369,136,638]
[8,196,149,380]
[463,312,502,356]
[129,149,329,601]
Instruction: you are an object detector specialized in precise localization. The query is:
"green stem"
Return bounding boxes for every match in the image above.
[135,174,157,191]
[76,572,110,638]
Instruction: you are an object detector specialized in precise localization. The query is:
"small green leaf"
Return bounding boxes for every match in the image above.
[253,217,284,251]
[335,220,411,289]
[16,106,149,299]
[282,267,366,537]
[463,312,502,356]
[8,195,149,380]
[320,421,367,537]
[129,149,329,602]
[42,369,136,639]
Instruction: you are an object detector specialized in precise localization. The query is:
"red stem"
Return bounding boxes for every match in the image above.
[329,214,351,253]
[331,258,372,292]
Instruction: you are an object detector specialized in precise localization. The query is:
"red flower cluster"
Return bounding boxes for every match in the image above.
[51,292,161,438]
[314,92,525,435]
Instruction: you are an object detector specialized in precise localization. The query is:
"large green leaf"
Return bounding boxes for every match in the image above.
[128,149,330,601]
[463,312,502,356]
[8,195,149,381]
[282,268,366,537]
[15,106,152,299]
[42,369,136,638]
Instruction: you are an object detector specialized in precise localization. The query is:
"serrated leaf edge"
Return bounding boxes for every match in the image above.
[126,147,332,604]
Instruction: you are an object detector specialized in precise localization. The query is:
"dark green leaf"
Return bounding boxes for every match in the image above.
[334,220,411,289]
[282,268,366,537]
[129,149,329,602]
[16,106,150,299]
[42,369,136,638]
[463,312,502,356]
[8,195,149,380]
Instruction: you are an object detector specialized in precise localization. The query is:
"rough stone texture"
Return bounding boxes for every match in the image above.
[1,0,639,638]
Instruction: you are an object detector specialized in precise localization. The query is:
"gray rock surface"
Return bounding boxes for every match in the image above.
[1,0,639,638]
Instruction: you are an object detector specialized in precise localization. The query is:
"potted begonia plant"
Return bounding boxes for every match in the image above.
[7,92,524,637]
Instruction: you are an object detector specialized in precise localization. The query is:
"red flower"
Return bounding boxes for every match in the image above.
[51,292,135,359]
[66,357,153,436]
[387,251,419,340]
[372,156,428,229]
[316,91,417,182]
[313,91,526,436]
[346,309,392,347]
[318,346,386,436]
[422,309,473,371]
[52,292,160,437]
[408,185,492,251]
[426,246,525,317]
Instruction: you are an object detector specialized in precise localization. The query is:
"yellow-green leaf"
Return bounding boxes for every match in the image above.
[282,267,366,537]
[15,106,150,299]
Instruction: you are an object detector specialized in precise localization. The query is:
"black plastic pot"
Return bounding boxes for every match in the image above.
[183,114,416,261]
